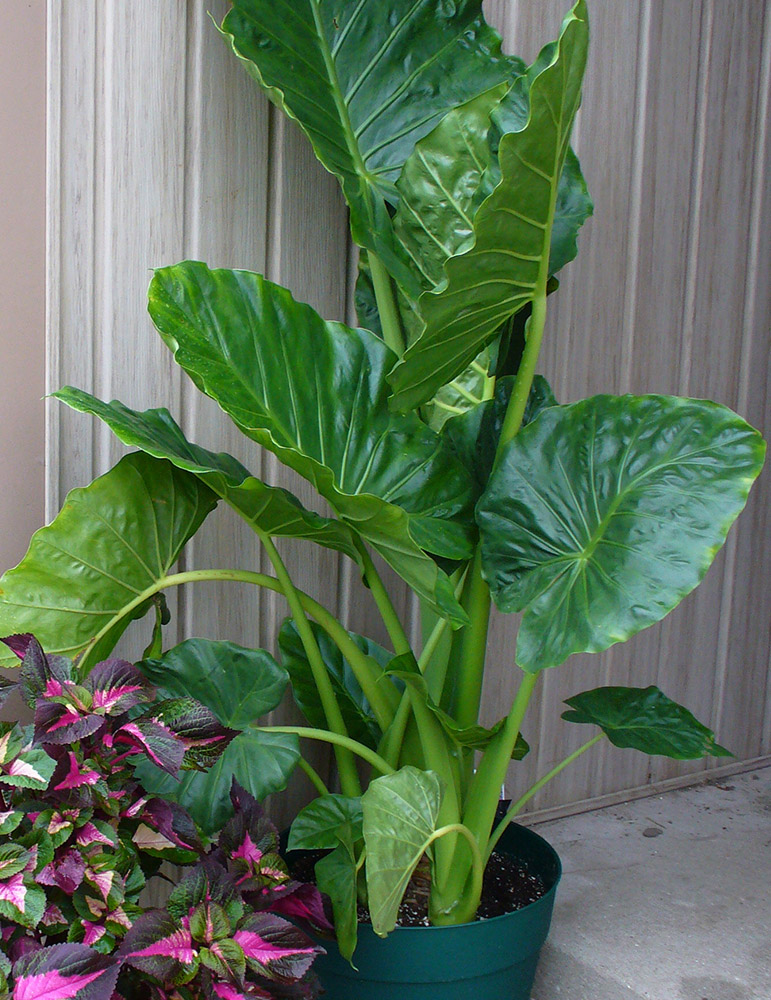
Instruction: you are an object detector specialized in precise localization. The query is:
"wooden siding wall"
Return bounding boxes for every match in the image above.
[48,0,771,826]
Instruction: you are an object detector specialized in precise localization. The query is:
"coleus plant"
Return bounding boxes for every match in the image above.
[0,0,766,966]
[0,637,327,1000]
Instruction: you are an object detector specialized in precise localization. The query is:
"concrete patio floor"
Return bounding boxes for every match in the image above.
[531,766,771,1000]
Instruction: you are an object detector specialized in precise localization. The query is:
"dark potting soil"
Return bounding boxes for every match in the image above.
[289,848,546,928]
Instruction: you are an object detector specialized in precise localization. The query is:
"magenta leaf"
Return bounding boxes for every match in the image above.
[85,660,155,716]
[150,699,239,770]
[1,633,34,660]
[14,637,73,709]
[112,720,185,775]
[34,701,104,746]
[12,942,119,1000]
[117,911,197,981]
[53,753,101,792]
[267,883,333,937]
[136,799,202,855]
[38,848,86,895]
[233,914,321,983]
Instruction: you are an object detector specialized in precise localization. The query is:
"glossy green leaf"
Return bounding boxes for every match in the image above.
[278,619,397,749]
[135,638,296,834]
[134,730,299,837]
[443,373,556,491]
[148,261,474,624]
[388,0,589,411]
[478,394,766,671]
[139,638,288,729]
[220,1,522,296]
[0,453,217,668]
[563,686,731,758]
[288,794,363,852]
[387,656,529,759]
[315,843,360,964]
[362,766,442,936]
[54,388,363,565]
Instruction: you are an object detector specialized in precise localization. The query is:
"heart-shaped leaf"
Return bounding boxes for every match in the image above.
[0,453,217,668]
[139,638,288,729]
[134,731,299,838]
[288,795,363,852]
[220,0,522,296]
[478,394,766,671]
[134,639,296,834]
[146,261,474,623]
[362,766,443,936]
[388,0,590,411]
[562,686,731,758]
[54,389,363,567]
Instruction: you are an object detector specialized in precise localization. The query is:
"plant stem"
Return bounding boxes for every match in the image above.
[447,548,491,729]
[369,253,405,357]
[256,725,395,777]
[255,533,362,798]
[355,541,411,655]
[296,757,331,797]
[495,290,548,461]
[427,823,485,926]
[485,734,604,862]
[462,669,541,849]
[79,567,395,732]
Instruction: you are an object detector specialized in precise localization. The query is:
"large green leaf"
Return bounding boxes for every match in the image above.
[563,686,731,759]
[134,638,297,834]
[362,766,442,937]
[314,843,360,964]
[443,374,557,491]
[288,794,363,851]
[139,638,288,728]
[388,0,589,411]
[278,619,395,749]
[54,388,362,566]
[477,394,766,671]
[0,453,217,668]
[148,261,474,624]
[220,0,522,295]
[134,730,299,837]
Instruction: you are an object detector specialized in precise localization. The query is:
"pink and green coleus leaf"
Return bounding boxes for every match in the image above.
[167,864,243,929]
[84,659,156,716]
[11,942,120,1000]
[199,937,246,985]
[52,753,102,792]
[132,799,202,858]
[2,634,74,708]
[233,914,321,983]
[117,910,198,981]
[0,844,34,881]
[149,699,238,771]
[265,883,333,938]
[0,747,57,791]
[111,720,185,775]
[0,877,46,928]
[0,810,24,835]
[34,699,105,746]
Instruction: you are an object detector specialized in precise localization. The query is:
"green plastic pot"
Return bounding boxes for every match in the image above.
[312,822,561,1000]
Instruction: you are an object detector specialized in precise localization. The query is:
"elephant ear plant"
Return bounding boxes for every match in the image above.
[0,0,765,963]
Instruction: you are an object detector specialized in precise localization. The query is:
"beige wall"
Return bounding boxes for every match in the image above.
[0,0,46,573]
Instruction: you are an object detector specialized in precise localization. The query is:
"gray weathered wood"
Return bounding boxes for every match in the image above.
[48,0,771,821]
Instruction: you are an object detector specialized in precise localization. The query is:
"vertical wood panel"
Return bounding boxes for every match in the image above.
[49,0,771,821]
